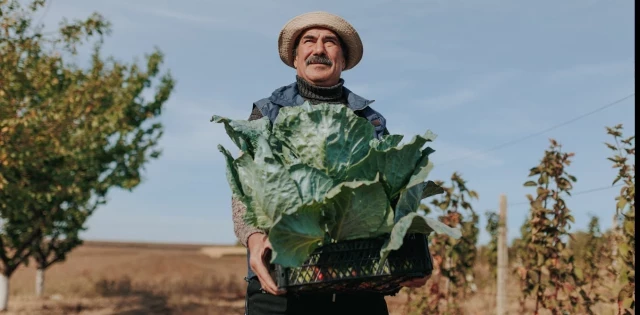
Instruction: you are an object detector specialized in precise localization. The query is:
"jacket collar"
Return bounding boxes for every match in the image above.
[268,81,374,110]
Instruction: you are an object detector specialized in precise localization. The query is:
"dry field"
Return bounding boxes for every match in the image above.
[8,241,248,315]
[5,241,619,315]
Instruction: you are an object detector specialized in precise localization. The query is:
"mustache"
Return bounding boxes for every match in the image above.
[306,54,333,66]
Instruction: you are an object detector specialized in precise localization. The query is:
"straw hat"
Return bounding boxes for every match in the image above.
[278,11,363,71]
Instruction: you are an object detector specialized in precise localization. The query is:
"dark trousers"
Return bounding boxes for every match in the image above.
[244,277,389,315]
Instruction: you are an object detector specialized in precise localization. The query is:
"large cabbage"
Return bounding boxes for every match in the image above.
[212,102,461,268]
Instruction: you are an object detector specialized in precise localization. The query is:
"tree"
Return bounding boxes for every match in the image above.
[485,211,499,280]
[30,201,96,297]
[513,217,532,312]
[573,216,607,314]
[407,172,479,314]
[519,139,580,314]
[0,0,175,309]
[604,124,635,314]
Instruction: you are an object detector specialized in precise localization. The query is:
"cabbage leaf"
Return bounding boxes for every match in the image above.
[212,102,461,268]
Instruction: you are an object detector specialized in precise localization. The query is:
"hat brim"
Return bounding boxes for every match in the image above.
[278,11,363,71]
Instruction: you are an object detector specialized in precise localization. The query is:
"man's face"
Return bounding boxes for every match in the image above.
[293,27,345,87]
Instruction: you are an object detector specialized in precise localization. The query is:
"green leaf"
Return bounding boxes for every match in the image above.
[272,103,374,179]
[605,142,617,150]
[325,178,391,241]
[616,198,628,211]
[218,145,243,195]
[287,164,335,204]
[236,138,302,229]
[421,181,444,199]
[269,203,326,268]
[379,213,461,262]
[218,144,252,209]
[394,182,426,222]
[346,131,434,198]
[211,115,271,155]
[405,145,436,189]
[623,219,634,234]
[370,134,404,151]
[528,167,541,176]
[574,267,584,281]
[618,284,635,306]
[540,173,549,185]
[612,176,622,186]
[524,181,537,187]
[376,205,396,234]
[618,242,630,257]
[267,134,301,166]
[621,296,634,309]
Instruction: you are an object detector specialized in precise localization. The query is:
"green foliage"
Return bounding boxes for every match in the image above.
[410,172,479,315]
[485,211,499,279]
[513,217,533,312]
[605,124,635,314]
[213,103,460,268]
[0,0,175,282]
[519,139,580,314]
[573,216,607,314]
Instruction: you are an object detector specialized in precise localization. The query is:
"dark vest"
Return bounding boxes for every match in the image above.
[245,81,388,280]
[253,82,388,139]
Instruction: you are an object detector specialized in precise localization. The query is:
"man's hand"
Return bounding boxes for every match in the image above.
[399,275,430,288]
[247,233,286,295]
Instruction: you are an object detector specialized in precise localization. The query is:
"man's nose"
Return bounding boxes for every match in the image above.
[312,41,326,55]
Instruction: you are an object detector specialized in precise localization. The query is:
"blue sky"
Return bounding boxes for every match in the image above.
[36,0,635,245]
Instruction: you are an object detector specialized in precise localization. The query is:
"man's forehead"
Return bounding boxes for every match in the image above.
[300,27,339,39]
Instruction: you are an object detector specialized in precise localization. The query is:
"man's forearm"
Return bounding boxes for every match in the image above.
[232,197,265,247]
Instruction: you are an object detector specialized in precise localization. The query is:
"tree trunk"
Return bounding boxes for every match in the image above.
[36,268,44,297]
[0,273,9,311]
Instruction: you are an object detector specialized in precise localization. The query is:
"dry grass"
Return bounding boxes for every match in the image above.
[4,241,621,315]
[386,262,620,315]
[7,241,248,314]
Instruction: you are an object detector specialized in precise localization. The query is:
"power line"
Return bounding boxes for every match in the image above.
[440,93,635,165]
[507,183,624,207]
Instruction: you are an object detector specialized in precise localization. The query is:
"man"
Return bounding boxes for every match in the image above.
[232,11,429,315]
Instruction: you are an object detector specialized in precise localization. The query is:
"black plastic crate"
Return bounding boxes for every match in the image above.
[270,233,433,296]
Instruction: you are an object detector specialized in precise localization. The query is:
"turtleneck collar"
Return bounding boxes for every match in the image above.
[296,75,345,102]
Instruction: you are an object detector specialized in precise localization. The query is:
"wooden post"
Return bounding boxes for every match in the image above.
[496,194,508,315]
